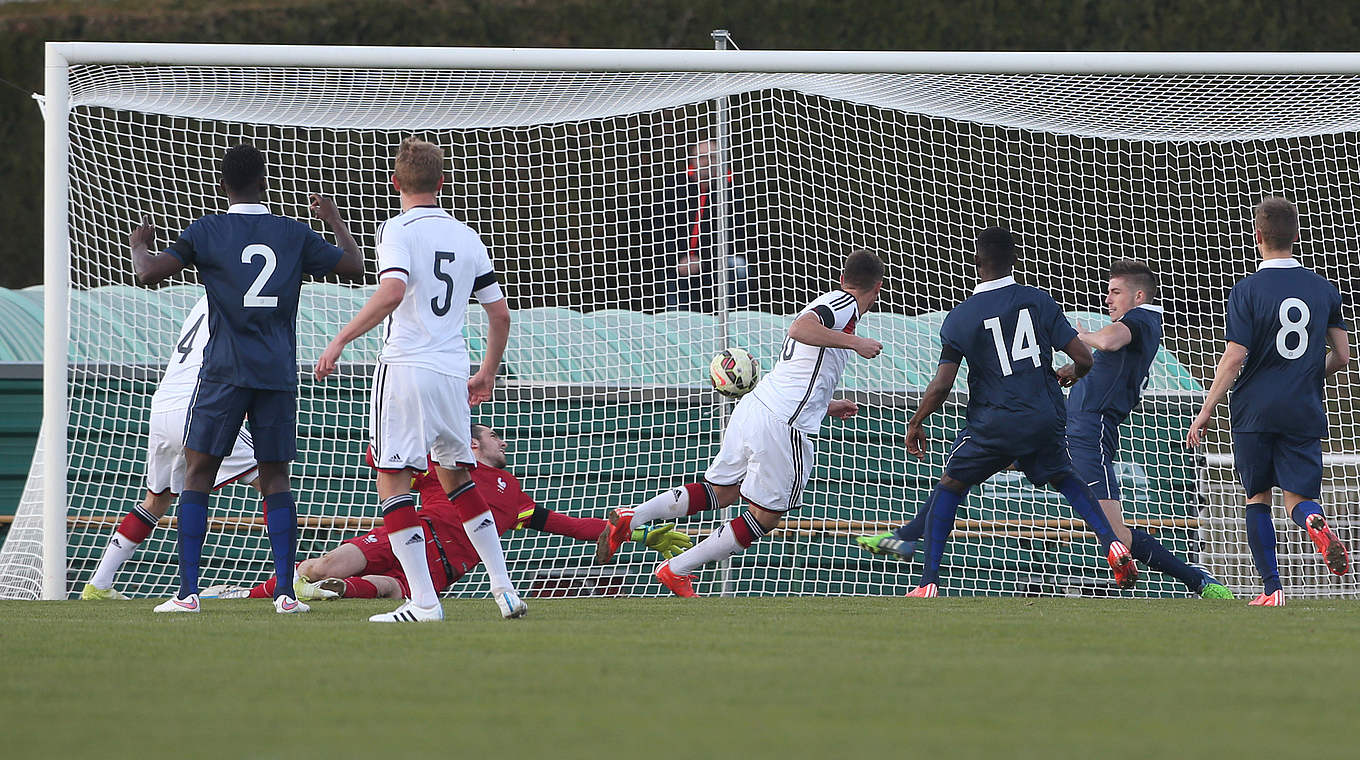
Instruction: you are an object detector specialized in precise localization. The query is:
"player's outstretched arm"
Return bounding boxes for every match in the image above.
[129,218,186,286]
[309,194,364,279]
[906,359,960,459]
[1055,335,1096,387]
[1186,341,1248,448]
[469,299,511,406]
[314,278,405,379]
[1326,327,1351,376]
[1078,321,1133,353]
[786,313,882,358]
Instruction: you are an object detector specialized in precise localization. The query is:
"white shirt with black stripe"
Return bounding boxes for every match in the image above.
[751,290,860,435]
[151,295,211,412]
[374,206,504,376]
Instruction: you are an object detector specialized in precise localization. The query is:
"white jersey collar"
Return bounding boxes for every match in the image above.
[1133,304,1164,314]
[973,275,1017,294]
[226,203,269,215]
[1257,257,1301,270]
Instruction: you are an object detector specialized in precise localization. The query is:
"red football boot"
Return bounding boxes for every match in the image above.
[905,583,938,598]
[1248,590,1285,607]
[1107,540,1138,589]
[655,562,698,598]
[1305,514,1350,576]
[593,508,634,564]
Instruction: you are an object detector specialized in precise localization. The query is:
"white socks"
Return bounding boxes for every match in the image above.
[90,532,138,589]
[387,525,440,608]
[463,510,514,595]
[669,523,745,575]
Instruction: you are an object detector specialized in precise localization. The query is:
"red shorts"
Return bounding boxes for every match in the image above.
[344,523,454,597]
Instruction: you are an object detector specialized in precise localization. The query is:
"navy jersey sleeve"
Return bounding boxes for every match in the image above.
[166,219,201,267]
[1225,281,1252,345]
[1328,285,1346,330]
[300,224,344,277]
[1045,296,1078,350]
[1118,309,1150,352]
[939,312,965,364]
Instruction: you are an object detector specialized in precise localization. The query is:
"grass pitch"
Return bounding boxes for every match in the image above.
[3,597,1357,759]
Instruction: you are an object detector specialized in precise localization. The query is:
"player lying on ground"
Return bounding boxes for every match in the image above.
[81,295,266,601]
[1187,197,1351,606]
[316,137,522,622]
[859,260,1232,599]
[131,144,363,615]
[900,227,1135,598]
[224,425,690,600]
[595,250,885,597]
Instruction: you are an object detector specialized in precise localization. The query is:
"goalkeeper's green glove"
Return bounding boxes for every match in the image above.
[631,523,694,559]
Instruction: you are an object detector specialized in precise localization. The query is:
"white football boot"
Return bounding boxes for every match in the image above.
[153,594,200,613]
[495,589,528,619]
[273,595,310,614]
[369,600,444,623]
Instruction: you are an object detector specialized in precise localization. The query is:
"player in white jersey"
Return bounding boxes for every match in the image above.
[316,136,524,622]
[80,295,264,600]
[596,251,885,596]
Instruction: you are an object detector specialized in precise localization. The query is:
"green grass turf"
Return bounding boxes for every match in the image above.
[2,597,1357,759]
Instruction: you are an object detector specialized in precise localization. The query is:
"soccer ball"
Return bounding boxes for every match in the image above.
[709,347,760,398]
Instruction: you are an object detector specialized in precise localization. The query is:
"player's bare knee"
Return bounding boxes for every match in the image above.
[255,462,291,496]
[938,475,968,494]
[749,505,783,531]
[145,491,174,519]
[367,576,403,599]
[709,483,742,507]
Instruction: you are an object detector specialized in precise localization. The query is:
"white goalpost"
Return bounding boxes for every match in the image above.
[6,42,1360,600]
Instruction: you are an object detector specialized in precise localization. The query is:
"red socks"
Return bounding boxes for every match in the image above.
[248,577,276,598]
[343,578,379,598]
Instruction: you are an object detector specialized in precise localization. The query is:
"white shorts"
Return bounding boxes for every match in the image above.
[145,406,259,494]
[704,395,816,513]
[369,362,474,471]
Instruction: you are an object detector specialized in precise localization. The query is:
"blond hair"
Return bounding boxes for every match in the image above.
[394,137,445,194]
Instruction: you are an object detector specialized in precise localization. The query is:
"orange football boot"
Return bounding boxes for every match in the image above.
[1107,540,1138,589]
[593,508,634,564]
[655,562,699,598]
[1305,514,1350,576]
[905,583,938,598]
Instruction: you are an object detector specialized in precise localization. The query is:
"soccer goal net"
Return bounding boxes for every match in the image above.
[4,45,1360,600]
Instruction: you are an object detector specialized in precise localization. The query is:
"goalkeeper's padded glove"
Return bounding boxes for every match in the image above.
[631,523,694,559]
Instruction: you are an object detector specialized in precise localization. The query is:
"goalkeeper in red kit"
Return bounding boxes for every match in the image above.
[234,425,691,600]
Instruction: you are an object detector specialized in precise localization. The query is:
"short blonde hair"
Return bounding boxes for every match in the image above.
[394,137,445,194]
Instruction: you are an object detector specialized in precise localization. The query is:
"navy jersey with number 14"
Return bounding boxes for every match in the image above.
[938,276,1079,446]
[167,203,343,391]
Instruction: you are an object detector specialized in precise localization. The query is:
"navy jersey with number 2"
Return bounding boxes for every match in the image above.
[938,276,1079,486]
[167,203,343,391]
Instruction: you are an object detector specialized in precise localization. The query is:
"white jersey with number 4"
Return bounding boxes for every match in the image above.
[375,206,503,376]
[151,295,210,411]
[751,290,861,435]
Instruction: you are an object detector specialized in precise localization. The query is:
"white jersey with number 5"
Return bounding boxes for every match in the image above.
[375,206,504,376]
[151,295,210,411]
[751,290,861,435]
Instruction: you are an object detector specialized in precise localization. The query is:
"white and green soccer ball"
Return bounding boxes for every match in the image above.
[709,347,761,398]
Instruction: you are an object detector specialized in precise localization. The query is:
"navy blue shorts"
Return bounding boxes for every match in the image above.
[1232,432,1322,499]
[185,379,297,463]
[944,427,1074,487]
[1067,412,1121,501]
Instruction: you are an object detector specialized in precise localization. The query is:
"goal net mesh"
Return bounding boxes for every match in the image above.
[3,63,1359,599]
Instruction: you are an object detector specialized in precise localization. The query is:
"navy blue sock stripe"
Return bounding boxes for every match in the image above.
[1129,527,1205,593]
[1290,500,1324,529]
[1245,503,1282,594]
[380,493,416,516]
[176,490,209,599]
[265,491,298,600]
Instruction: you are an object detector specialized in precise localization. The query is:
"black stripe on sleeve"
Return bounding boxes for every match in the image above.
[378,267,409,277]
[939,346,963,364]
[812,304,836,328]
[473,270,498,292]
[168,236,195,264]
[528,505,551,531]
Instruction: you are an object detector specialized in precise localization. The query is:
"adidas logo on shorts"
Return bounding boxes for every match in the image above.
[404,533,423,545]
[476,518,494,531]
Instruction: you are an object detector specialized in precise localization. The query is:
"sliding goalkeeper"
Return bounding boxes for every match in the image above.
[226,424,690,600]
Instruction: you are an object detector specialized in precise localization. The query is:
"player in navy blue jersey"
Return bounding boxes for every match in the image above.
[860,260,1233,598]
[1188,197,1351,606]
[129,144,364,613]
[899,227,1135,597]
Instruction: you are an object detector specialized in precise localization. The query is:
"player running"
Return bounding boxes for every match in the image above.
[1187,197,1351,606]
[80,295,265,600]
[228,425,692,600]
[595,250,885,597]
[901,227,1134,598]
[131,144,363,614]
[316,137,521,623]
[859,260,1232,598]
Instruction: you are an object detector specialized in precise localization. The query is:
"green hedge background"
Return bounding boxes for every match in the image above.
[4,0,1360,288]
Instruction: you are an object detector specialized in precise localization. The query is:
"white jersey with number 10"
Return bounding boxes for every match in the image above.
[751,290,861,435]
[375,206,504,376]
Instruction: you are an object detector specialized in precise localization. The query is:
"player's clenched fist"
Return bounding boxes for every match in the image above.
[905,421,928,459]
[827,399,859,419]
[130,217,156,249]
[308,194,342,225]
[856,337,883,359]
